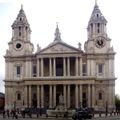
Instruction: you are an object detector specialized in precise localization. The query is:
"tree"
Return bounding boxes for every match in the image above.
[115,94,120,111]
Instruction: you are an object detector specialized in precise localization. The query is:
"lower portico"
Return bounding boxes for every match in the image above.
[23,79,95,109]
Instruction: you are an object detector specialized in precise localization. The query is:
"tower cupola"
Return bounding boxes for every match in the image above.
[11,5,31,41]
[87,2,107,39]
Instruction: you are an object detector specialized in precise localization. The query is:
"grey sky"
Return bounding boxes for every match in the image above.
[0,0,119,95]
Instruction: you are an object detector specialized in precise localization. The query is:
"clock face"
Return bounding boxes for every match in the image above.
[16,43,22,49]
[95,36,106,48]
[14,40,23,50]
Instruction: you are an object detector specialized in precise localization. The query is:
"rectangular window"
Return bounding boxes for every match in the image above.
[98,64,103,74]
[33,65,36,77]
[19,32,21,36]
[99,93,102,100]
[17,93,21,100]
[82,64,87,76]
[17,66,21,75]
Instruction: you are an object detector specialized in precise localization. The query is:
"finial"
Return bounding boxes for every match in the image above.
[56,22,59,28]
[95,0,97,5]
[21,4,23,10]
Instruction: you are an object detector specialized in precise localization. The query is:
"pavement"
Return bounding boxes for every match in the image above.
[0,113,120,120]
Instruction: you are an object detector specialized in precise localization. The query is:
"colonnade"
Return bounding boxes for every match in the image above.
[36,57,84,77]
[24,84,95,108]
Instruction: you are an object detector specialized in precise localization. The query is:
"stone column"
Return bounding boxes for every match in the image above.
[63,57,66,76]
[67,85,70,108]
[76,57,78,76]
[37,59,40,77]
[53,85,56,107]
[37,85,40,108]
[29,85,32,107]
[92,84,95,108]
[29,61,32,77]
[87,60,90,76]
[49,85,52,108]
[41,58,44,77]
[49,58,52,76]
[5,87,8,109]
[91,60,95,76]
[67,57,70,76]
[41,85,44,108]
[93,24,96,36]
[79,85,82,107]
[88,84,91,107]
[112,85,115,109]
[53,58,56,76]
[75,85,78,108]
[109,85,112,106]
[80,58,82,76]
[63,85,67,108]
[24,85,28,107]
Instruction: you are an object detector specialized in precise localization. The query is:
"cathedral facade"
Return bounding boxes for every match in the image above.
[4,3,116,111]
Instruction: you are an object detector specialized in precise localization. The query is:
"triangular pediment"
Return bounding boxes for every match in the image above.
[37,41,82,54]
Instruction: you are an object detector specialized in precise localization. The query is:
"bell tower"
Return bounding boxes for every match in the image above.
[84,2,114,54]
[87,2,107,39]
[6,5,34,56]
[84,1,116,110]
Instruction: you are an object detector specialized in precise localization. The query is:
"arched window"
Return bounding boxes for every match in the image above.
[20,18,22,21]
[26,26,28,30]
[19,26,21,36]
[97,23,100,33]
[97,14,99,17]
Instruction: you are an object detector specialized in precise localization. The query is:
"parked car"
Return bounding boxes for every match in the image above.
[72,108,93,120]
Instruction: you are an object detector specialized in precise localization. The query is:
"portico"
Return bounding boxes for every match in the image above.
[23,81,95,109]
[36,56,84,77]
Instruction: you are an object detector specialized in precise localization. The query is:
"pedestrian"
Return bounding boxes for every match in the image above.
[3,110,5,118]
[6,109,10,118]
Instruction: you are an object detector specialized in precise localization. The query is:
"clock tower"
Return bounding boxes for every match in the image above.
[84,2,114,54]
[6,5,34,56]
[84,2,116,110]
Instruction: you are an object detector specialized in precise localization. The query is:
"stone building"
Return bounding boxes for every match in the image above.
[4,3,116,111]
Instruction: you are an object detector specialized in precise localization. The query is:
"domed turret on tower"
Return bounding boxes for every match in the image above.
[84,1,114,54]
[11,5,31,42]
[87,2,107,39]
[6,5,34,56]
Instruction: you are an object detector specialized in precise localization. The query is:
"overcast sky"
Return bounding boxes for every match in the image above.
[0,0,120,95]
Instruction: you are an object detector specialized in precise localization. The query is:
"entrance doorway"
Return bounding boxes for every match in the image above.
[56,85,63,106]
